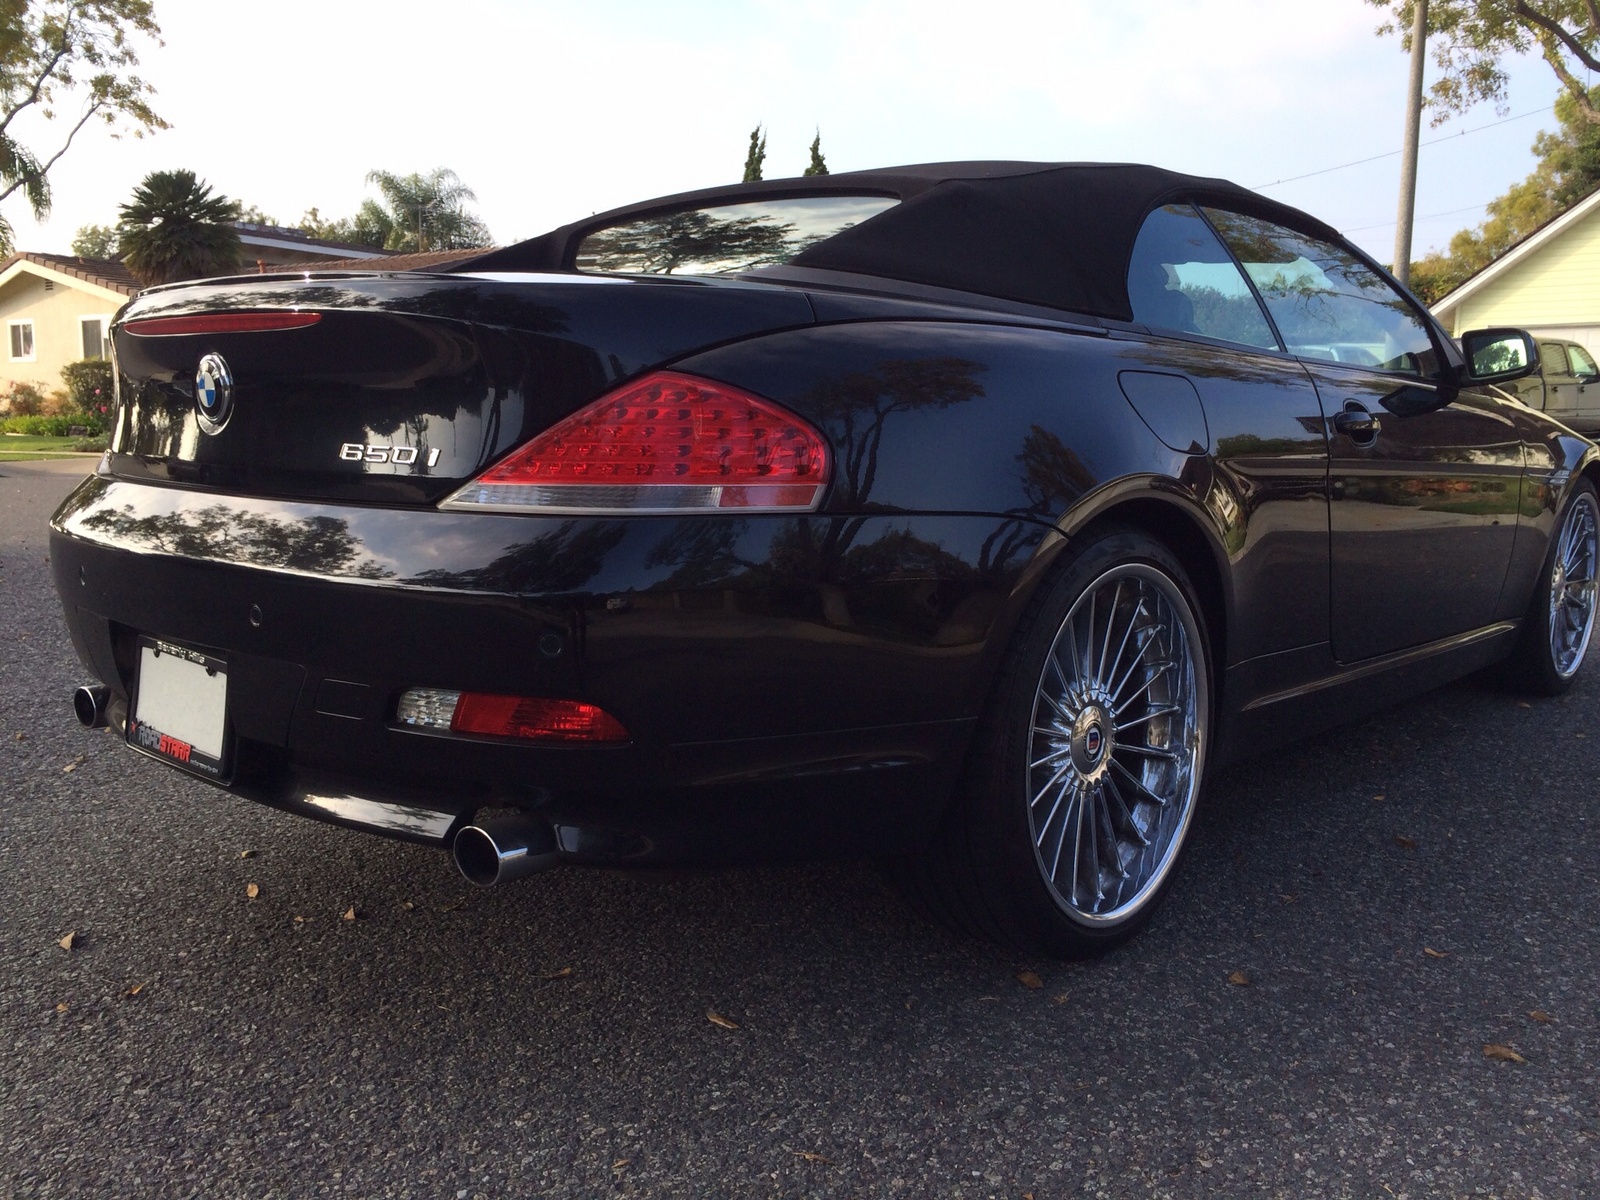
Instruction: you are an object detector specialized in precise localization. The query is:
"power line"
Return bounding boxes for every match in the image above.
[1342,201,1496,235]
[1253,105,1553,190]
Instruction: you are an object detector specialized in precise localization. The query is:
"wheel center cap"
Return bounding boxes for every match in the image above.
[1070,705,1113,778]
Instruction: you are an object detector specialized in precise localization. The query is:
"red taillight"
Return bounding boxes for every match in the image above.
[450,694,629,743]
[122,312,322,336]
[440,370,829,515]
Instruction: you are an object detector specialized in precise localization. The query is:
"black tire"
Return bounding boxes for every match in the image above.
[889,526,1213,958]
[1501,479,1600,697]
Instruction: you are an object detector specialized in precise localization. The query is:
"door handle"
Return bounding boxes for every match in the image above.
[1333,401,1380,444]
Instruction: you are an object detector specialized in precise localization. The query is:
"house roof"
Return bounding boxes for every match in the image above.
[1430,186,1600,321]
[261,247,486,273]
[0,251,140,298]
[234,223,395,260]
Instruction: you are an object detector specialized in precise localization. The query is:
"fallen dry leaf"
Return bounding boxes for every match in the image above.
[438,898,466,912]
[1017,970,1044,990]
[1483,1043,1526,1063]
[706,1010,740,1030]
[1052,992,1071,1005]
[1228,970,1250,986]
[293,915,307,924]
[55,1002,68,1013]
[1423,947,1449,959]
[121,982,145,998]
[400,901,415,911]
[1280,893,1299,904]
[1394,835,1418,850]
[1529,1010,1555,1024]
[1516,701,1532,708]
[543,966,574,981]
[58,931,76,952]
[792,1151,833,1164]
[245,882,259,899]
[611,1159,630,1170]
[61,755,85,773]
[342,906,359,922]
[239,849,257,859]
[14,731,24,741]
[1373,794,1385,802]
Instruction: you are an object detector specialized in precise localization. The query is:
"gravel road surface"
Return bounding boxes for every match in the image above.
[3,458,1596,1199]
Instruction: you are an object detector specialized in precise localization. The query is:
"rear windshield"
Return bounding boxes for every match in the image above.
[575,195,899,276]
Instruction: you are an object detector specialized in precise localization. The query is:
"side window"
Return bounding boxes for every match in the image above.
[1569,344,1599,378]
[1539,341,1571,377]
[1202,208,1442,377]
[1126,204,1278,350]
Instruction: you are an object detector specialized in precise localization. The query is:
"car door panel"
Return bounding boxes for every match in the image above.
[1310,365,1523,661]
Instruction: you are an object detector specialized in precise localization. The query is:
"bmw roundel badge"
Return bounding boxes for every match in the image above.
[194,352,234,434]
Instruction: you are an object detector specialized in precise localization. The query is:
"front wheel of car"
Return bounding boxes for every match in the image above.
[1504,479,1599,696]
[891,528,1212,958]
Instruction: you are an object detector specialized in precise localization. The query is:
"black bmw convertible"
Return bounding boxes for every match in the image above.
[50,162,1598,957]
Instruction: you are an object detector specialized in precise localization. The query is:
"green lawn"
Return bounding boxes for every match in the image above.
[0,434,105,460]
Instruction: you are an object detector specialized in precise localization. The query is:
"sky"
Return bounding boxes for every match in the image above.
[2,0,1579,264]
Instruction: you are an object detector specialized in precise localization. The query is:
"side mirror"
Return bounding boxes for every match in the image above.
[1459,328,1539,385]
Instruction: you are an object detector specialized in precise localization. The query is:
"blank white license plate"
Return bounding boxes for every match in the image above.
[128,637,229,779]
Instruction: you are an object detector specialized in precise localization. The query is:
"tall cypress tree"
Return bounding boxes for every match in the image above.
[742,125,767,182]
[803,131,829,177]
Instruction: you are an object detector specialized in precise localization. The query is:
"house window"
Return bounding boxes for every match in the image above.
[81,315,111,360]
[8,320,34,362]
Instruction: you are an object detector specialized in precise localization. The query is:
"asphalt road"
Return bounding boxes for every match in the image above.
[3,458,1597,1200]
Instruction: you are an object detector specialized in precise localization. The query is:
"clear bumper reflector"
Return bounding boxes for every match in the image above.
[396,688,629,743]
[396,688,460,730]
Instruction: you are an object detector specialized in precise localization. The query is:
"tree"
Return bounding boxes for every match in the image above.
[0,1,166,254]
[116,169,241,285]
[361,168,490,252]
[297,203,392,249]
[742,124,766,182]
[804,130,828,176]
[1369,1,1600,126]
[236,202,276,226]
[1406,83,1600,301]
[70,220,115,256]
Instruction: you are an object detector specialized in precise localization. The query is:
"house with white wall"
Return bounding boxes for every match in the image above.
[1431,188,1600,355]
[0,253,139,401]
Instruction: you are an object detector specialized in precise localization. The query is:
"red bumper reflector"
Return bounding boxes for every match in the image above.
[450,694,630,743]
[122,312,323,336]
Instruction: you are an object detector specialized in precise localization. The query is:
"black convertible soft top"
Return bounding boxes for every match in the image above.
[449,162,1345,323]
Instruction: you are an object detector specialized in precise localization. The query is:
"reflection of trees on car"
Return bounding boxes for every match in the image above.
[579,210,797,274]
[80,505,394,579]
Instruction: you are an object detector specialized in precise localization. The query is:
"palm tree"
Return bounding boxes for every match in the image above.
[363,168,491,252]
[117,170,242,285]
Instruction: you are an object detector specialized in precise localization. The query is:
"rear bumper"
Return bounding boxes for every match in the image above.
[51,474,1044,865]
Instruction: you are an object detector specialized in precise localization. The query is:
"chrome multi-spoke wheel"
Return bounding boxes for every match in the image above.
[888,528,1212,957]
[1549,490,1599,679]
[1027,563,1208,925]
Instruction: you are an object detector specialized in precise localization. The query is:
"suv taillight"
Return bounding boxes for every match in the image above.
[439,370,829,515]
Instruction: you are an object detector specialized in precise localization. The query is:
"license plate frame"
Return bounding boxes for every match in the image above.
[127,636,232,781]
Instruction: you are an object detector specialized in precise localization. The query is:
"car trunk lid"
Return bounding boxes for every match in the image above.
[107,271,815,505]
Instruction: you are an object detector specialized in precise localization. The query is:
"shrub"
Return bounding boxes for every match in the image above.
[4,381,47,416]
[42,388,76,416]
[0,411,107,436]
[61,359,114,410]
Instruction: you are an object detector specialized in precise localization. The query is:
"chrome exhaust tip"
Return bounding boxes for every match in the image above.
[452,814,560,887]
[73,684,111,729]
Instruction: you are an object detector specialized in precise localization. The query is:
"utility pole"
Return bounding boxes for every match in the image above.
[1392,0,1428,288]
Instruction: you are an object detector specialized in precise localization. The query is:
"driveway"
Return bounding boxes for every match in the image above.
[2,459,1596,1198]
